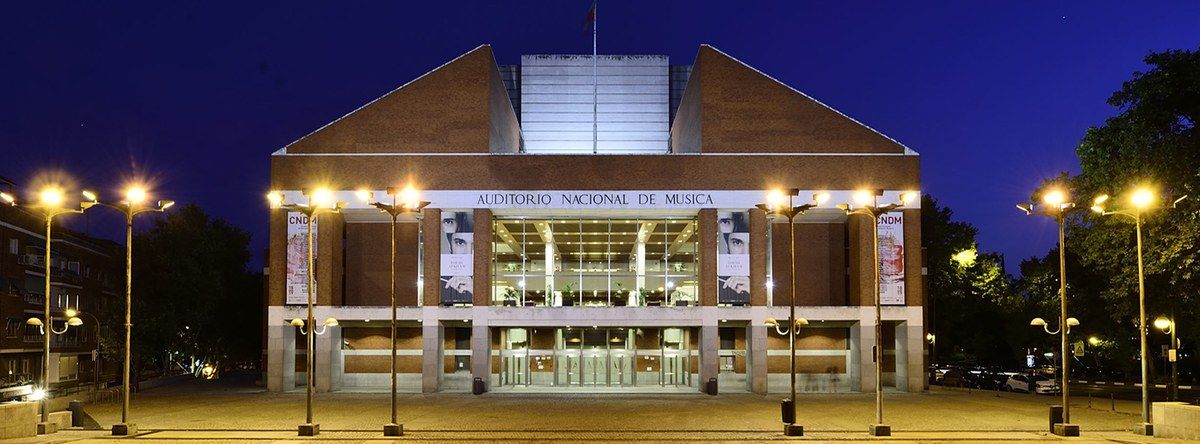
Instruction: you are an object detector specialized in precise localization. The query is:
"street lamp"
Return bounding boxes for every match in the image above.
[82,186,173,436]
[357,187,428,437]
[1017,187,1085,436]
[63,309,102,391]
[1154,316,1180,402]
[1091,187,1185,435]
[837,189,917,437]
[755,188,824,437]
[2,186,91,435]
[267,188,343,437]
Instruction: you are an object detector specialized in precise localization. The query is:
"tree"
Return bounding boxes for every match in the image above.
[101,204,262,384]
[1070,48,1200,380]
[923,195,1022,365]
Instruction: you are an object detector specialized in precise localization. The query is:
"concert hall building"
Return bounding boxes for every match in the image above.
[264,44,925,395]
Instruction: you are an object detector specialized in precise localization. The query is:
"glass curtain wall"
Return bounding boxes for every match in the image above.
[498,327,691,389]
[492,218,698,307]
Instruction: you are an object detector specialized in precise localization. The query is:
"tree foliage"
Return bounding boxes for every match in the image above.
[101,204,262,382]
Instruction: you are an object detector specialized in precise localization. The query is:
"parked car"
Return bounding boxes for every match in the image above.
[1006,373,1060,394]
[940,369,969,387]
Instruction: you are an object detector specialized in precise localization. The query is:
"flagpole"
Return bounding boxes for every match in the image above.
[592,0,598,155]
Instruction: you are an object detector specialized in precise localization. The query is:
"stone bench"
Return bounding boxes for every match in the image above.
[1152,402,1200,440]
[0,401,37,438]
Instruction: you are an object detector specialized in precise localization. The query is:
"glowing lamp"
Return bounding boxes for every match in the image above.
[125,186,147,204]
[266,191,283,209]
[1041,189,1066,207]
[852,190,875,206]
[311,188,334,208]
[813,192,831,206]
[355,189,373,203]
[1131,188,1155,208]
[38,187,65,207]
[1154,317,1171,331]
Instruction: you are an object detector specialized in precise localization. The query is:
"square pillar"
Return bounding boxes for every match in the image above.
[898,320,924,392]
[747,324,768,394]
[749,208,768,306]
[316,212,345,306]
[698,324,719,392]
[421,322,443,393]
[267,324,296,392]
[422,208,442,307]
[471,324,491,391]
[473,209,493,307]
[698,209,717,306]
[314,326,343,392]
[854,319,876,392]
[846,215,874,307]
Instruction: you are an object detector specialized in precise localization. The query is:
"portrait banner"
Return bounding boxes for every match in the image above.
[717,211,750,305]
[877,212,905,305]
[286,212,315,305]
[439,211,474,305]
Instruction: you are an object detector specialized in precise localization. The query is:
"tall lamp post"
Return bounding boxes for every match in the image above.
[357,187,428,437]
[755,188,825,437]
[268,188,342,437]
[1154,316,1179,402]
[82,186,173,436]
[2,187,91,435]
[837,189,917,437]
[1017,187,1084,436]
[1090,188,1185,436]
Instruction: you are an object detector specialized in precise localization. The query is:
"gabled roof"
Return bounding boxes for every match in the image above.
[278,44,520,155]
[670,44,916,155]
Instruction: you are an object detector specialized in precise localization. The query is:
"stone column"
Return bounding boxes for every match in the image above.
[314,326,343,392]
[421,322,443,393]
[849,321,863,392]
[471,323,491,392]
[747,324,768,394]
[898,320,925,392]
[267,324,296,392]
[422,208,442,307]
[856,315,877,393]
[316,212,344,306]
[698,324,719,392]
[846,215,874,307]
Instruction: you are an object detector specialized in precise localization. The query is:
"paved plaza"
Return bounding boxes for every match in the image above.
[8,378,1196,443]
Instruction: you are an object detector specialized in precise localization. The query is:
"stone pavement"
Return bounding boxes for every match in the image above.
[7,378,1196,442]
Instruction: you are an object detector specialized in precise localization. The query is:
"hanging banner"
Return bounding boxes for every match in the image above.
[877,212,905,305]
[440,211,474,305]
[286,212,315,305]
[717,211,751,305]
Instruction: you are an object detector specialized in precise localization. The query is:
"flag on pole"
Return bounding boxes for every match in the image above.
[582,0,597,34]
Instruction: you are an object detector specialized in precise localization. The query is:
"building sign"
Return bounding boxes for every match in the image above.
[877,212,905,305]
[286,212,315,305]
[440,211,474,305]
[426,190,771,210]
[717,211,750,305]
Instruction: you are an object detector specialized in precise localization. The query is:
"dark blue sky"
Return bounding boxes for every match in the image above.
[3,2,1199,272]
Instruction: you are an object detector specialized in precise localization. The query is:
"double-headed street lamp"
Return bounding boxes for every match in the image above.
[267,188,343,437]
[82,186,174,436]
[1017,187,1084,436]
[1090,187,1185,436]
[1153,316,1180,402]
[356,187,428,437]
[2,187,90,435]
[837,189,917,437]
[756,189,826,437]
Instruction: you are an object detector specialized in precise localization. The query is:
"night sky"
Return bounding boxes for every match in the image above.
[3,2,1199,271]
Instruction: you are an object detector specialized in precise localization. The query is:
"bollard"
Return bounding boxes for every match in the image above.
[1110,393,1115,411]
[780,398,795,424]
[1048,405,1064,433]
[472,377,485,395]
[69,400,83,427]
[1087,392,1092,409]
[706,378,718,396]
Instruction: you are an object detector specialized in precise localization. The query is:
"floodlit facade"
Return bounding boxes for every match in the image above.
[264,44,925,395]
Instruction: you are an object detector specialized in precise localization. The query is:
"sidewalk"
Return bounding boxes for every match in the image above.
[9,379,1193,442]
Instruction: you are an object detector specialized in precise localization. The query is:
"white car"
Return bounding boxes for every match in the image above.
[1006,374,1060,394]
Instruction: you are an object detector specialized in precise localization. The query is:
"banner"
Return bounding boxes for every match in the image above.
[877,212,905,305]
[439,211,474,305]
[286,212,315,305]
[717,211,750,305]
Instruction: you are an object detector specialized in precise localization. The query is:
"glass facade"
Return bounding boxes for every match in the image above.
[491,218,698,307]
[498,327,692,388]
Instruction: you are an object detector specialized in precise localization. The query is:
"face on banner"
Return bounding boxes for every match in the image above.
[285,212,315,305]
[717,211,750,305]
[877,212,905,305]
[440,211,474,305]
